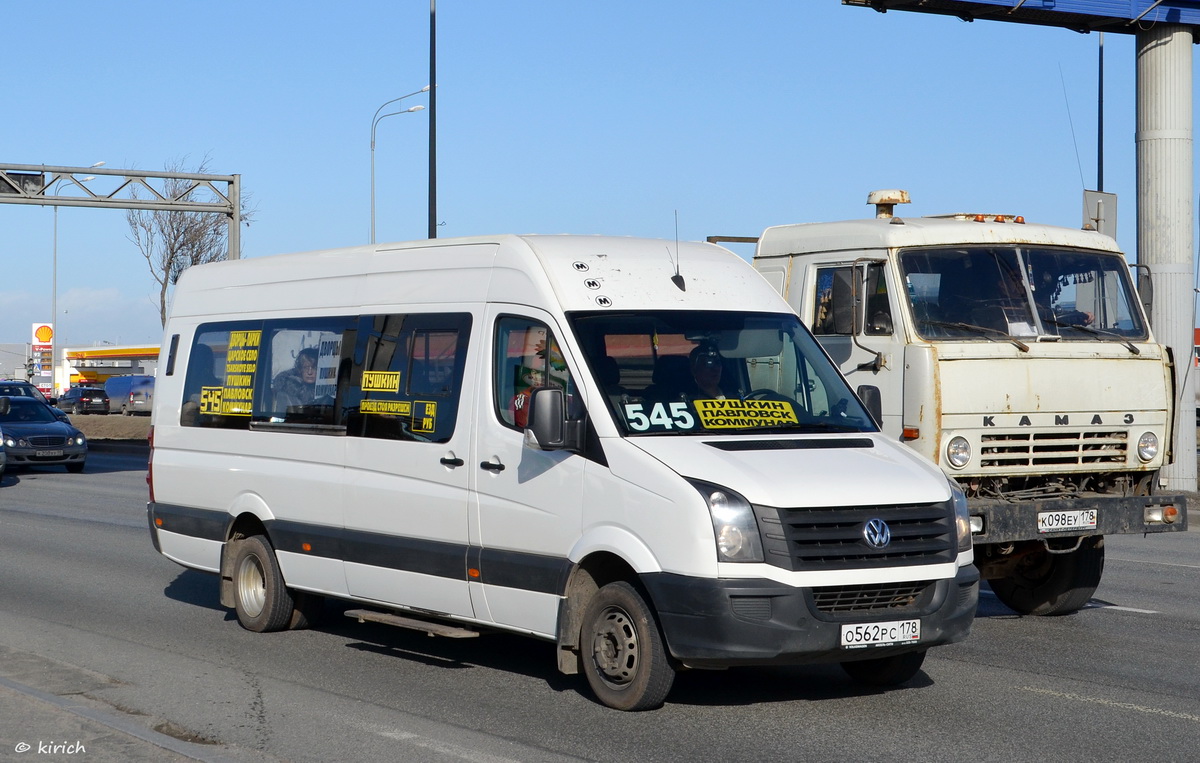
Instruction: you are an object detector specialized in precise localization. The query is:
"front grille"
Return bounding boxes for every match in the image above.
[28,436,67,447]
[980,430,1127,468]
[812,581,933,614]
[755,501,954,571]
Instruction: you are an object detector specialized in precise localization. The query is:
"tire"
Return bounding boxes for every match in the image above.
[580,581,675,711]
[122,405,131,416]
[231,535,298,632]
[65,462,85,474]
[988,537,1105,616]
[72,404,81,416]
[841,649,927,686]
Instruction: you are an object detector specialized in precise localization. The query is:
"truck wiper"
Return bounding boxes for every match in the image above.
[1043,319,1140,355]
[921,320,1030,352]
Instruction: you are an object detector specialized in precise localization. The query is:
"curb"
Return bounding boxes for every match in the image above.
[88,440,150,455]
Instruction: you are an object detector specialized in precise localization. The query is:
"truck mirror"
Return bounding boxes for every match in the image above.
[856,385,883,428]
[1134,264,1154,324]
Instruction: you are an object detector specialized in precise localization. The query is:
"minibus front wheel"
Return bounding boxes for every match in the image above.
[231,535,306,632]
[580,581,675,711]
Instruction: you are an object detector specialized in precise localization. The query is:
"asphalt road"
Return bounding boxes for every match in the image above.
[1,448,1198,762]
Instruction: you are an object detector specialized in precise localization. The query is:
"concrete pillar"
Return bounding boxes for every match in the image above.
[1136,24,1196,492]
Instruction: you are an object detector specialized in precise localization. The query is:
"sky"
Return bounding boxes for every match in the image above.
[1,1,1195,348]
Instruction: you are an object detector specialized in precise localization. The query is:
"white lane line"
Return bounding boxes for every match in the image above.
[1021,686,1200,723]
[1107,556,1200,570]
[978,589,1159,614]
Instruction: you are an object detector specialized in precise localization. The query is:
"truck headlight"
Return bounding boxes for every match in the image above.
[1136,432,1158,463]
[950,479,972,553]
[688,479,764,563]
[946,436,971,469]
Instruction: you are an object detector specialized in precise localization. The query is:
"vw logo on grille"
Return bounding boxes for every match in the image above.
[862,518,891,549]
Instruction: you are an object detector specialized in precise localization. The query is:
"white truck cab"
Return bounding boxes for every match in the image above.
[147,234,977,710]
[752,193,1187,616]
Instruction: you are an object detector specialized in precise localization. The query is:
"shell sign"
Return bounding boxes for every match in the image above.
[32,323,54,343]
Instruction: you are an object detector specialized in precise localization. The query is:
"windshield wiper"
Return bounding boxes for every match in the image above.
[921,320,1030,352]
[1043,319,1140,355]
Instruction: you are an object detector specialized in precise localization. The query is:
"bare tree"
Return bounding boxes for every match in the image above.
[126,156,254,326]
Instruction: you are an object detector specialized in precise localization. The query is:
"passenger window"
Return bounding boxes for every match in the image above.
[181,324,262,429]
[341,313,471,443]
[494,317,573,431]
[259,320,351,425]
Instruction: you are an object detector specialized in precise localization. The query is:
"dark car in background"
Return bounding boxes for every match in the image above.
[0,396,87,473]
[57,386,110,415]
[0,380,71,422]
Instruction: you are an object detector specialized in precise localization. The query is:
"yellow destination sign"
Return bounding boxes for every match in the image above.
[694,398,798,429]
[362,371,401,393]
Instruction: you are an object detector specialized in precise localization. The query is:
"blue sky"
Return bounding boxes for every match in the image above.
[0,1,1192,346]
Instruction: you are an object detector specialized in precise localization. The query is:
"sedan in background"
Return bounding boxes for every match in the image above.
[0,380,71,423]
[0,396,87,473]
[57,386,111,415]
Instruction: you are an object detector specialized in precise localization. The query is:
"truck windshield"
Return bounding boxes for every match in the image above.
[901,245,1147,343]
[569,310,877,436]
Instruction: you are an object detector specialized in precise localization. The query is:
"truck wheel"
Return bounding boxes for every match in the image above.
[580,581,675,711]
[840,649,927,686]
[989,538,1104,616]
[232,535,299,632]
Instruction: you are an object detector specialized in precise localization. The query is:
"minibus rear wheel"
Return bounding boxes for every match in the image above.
[232,535,298,632]
[580,581,675,711]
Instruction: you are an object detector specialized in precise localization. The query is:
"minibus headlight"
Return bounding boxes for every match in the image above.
[1136,432,1159,463]
[946,436,971,469]
[949,479,972,553]
[688,479,763,563]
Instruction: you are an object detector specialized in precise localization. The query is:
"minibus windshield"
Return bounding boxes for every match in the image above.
[569,311,877,436]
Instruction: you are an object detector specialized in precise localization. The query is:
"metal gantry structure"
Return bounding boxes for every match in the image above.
[0,163,243,259]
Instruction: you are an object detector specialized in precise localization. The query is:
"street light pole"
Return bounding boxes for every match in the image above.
[370,87,429,244]
[50,161,103,396]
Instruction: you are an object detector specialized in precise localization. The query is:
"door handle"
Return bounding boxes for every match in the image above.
[480,459,506,472]
[440,456,464,467]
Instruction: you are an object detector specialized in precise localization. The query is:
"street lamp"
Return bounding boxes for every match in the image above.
[371,86,429,244]
[51,161,103,396]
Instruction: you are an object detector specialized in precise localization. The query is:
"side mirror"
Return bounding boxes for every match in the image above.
[856,384,883,428]
[0,398,9,416]
[524,387,583,452]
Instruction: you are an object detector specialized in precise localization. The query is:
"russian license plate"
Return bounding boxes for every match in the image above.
[1037,509,1097,533]
[36,450,63,457]
[840,619,920,648]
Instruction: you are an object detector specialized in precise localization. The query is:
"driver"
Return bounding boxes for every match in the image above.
[688,344,726,399]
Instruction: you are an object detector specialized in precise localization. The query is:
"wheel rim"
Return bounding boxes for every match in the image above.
[236,554,267,617]
[590,605,640,687]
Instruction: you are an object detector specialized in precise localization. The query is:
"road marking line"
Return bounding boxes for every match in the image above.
[1021,686,1200,723]
[1108,556,1200,570]
[979,589,1159,614]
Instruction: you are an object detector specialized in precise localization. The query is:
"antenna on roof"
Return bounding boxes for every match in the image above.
[670,210,686,291]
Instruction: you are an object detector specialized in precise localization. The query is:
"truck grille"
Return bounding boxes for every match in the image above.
[754,501,955,572]
[980,430,1127,468]
[812,581,933,614]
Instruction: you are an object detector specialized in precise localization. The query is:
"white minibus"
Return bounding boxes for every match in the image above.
[147,234,977,710]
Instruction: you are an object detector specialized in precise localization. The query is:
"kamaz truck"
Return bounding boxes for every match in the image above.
[750,190,1187,615]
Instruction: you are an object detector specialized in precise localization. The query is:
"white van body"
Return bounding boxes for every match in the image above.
[148,234,977,710]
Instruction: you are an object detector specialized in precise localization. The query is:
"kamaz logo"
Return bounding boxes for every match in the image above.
[982,413,1136,426]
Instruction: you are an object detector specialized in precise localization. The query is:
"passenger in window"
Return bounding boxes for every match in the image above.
[273,347,318,411]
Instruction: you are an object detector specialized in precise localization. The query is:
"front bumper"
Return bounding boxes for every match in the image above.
[968,493,1187,544]
[641,564,979,668]
[3,444,87,467]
